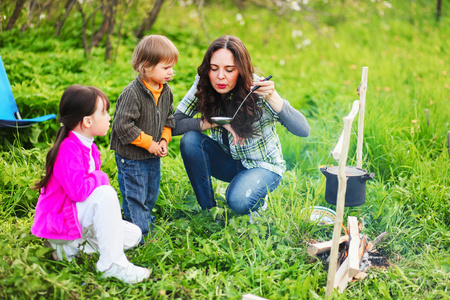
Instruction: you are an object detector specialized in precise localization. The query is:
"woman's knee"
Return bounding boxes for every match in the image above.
[180,131,202,154]
[227,187,264,215]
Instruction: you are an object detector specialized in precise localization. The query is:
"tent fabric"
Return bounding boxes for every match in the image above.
[0,55,56,128]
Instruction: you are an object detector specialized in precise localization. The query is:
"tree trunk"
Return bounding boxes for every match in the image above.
[104,0,118,61]
[56,0,77,36]
[134,0,165,39]
[92,1,110,48]
[77,1,102,59]
[6,0,27,31]
[35,0,56,27]
[113,0,133,61]
[21,0,38,33]
[436,0,442,21]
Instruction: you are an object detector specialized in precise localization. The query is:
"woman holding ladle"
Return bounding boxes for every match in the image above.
[173,35,310,220]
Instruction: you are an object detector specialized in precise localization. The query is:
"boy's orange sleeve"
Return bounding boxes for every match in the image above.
[160,127,172,143]
[131,131,153,150]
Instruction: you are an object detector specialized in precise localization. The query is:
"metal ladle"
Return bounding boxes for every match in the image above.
[211,75,273,125]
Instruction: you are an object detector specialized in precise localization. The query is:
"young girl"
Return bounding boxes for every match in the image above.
[31,85,150,284]
[110,35,178,239]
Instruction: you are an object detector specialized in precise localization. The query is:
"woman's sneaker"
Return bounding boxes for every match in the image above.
[248,198,269,224]
[101,262,150,284]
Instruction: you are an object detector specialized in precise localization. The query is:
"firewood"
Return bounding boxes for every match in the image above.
[347,216,360,277]
[334,257,349,288]
[307,235,349,256]
[354,272,369,280]
[338,271,353,293]
[368,231,388,251]
[334,258,353,293]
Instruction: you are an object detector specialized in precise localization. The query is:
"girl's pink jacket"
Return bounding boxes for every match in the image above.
[31,132,110,240]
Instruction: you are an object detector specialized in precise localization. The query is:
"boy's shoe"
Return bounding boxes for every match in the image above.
[101,262,150,284]
[248,198,269,225]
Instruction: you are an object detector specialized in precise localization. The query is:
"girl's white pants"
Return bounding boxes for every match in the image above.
[49,185,142,272]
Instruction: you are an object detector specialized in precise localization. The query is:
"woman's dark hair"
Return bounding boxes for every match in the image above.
[33,84,110,191]
[196,35,262,138]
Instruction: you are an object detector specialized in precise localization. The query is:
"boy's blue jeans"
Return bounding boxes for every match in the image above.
[180,131,281,214]
[115,153,160,237]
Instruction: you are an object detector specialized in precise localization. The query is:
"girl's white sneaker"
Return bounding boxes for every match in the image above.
[101,262,150,284]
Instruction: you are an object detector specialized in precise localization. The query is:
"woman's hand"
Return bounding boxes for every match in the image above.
[200,119,218,131]
[223,123,245,146]
[252,77,284,113]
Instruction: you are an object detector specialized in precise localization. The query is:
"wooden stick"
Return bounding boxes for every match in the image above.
[331,100,360,161]
[307,235,349,256]
[325,104,358,297]
[347,216,360,277]
[356,67,368,169]
[425,108,429,126]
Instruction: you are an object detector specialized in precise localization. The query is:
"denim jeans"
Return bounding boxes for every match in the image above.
[115,153,160,237]
[180,131,282,215]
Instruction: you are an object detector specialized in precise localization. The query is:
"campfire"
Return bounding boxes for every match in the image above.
[307,216,389,293]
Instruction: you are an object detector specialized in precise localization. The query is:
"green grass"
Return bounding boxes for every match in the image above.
[0,0,449,299]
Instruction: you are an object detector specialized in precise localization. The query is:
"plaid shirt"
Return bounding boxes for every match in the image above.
[177,76,286,176]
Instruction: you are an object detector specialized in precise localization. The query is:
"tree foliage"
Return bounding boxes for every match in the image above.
[1,0,171,60]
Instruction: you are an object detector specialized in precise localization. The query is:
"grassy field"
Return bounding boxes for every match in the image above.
[0,0,449,299]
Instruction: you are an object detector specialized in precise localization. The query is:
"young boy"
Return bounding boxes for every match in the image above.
[110,35,178,240]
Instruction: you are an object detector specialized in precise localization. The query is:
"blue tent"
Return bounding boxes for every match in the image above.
[0,55,56,128]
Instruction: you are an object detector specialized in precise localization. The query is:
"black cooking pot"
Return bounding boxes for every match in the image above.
[320,166,375,207]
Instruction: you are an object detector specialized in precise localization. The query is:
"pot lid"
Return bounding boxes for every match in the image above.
[326,166,367,176]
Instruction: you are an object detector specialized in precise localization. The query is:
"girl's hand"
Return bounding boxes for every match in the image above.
[223,124,245,146]
[148,140,162,156]
[159,139,168,157]
[252,77,284,113]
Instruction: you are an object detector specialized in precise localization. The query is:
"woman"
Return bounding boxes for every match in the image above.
[173,35,310,219]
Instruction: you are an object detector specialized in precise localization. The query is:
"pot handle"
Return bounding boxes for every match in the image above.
[360,172,375,182]
[319,166,328,176]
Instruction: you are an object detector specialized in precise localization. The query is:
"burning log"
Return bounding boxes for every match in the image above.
[354,272,368,280]
[307,235,349,256]
[347,216,360,277]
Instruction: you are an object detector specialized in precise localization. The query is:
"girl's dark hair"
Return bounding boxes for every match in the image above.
[33,84,110,191]
[196,35,262,138]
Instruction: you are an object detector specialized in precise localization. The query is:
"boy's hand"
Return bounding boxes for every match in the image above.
[147,140,162,156]
[159,139,168,157]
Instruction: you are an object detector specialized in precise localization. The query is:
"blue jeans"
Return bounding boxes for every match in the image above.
[115,153,160,237]
[180,131,282,215]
